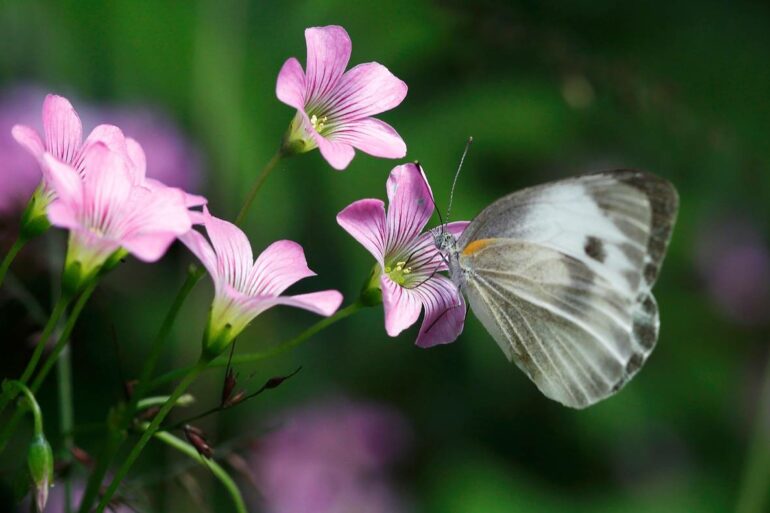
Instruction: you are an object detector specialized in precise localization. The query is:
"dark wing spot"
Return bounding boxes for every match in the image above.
[584,236,606,262]
[625,352,645,374]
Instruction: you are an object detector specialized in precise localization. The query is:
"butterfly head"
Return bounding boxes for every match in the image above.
[433,229,457,254]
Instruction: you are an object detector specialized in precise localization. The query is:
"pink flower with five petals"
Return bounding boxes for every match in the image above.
[276,25,408,170]
[181,208,344,358]
[44,142,197,292]
[337,163,468,347]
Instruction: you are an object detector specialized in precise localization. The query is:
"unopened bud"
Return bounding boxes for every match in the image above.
[183,425,213,459]
[28,434,53,512]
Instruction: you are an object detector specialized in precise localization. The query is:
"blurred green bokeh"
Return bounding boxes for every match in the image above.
[0,1,769,512]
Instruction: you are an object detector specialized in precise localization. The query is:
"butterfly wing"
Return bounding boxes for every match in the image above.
[456,170,678,408]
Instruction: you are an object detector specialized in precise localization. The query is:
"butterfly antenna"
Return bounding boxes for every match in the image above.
[415,161,446,230]
[446,136,473,223]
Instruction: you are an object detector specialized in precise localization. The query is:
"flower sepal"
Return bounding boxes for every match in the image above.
[280,113,316,157]
[359,264,383,307]
[19,184,52,242]
[201,315,236,363]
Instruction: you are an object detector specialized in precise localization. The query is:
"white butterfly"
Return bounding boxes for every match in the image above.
[434,170,679,409]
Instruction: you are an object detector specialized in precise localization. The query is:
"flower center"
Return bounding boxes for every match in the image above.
[384,260,412,286]
[309,114,329,134]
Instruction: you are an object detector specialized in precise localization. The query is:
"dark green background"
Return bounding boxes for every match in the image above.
[1,1,769,512]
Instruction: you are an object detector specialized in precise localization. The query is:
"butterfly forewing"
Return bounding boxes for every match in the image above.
[454,170,677,408]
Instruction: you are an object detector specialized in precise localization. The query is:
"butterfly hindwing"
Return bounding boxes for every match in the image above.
[453,170,677,408]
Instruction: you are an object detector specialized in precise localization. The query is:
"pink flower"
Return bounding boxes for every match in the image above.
[181,208,343,358]
[276,25,408,170]
[252,398,410,513]
[12,94,125,193]
[44,141,196,290]
[337,163,468,347]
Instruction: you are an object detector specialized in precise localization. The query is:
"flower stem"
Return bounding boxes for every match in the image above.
[0,283,95,453]
[234,149,283,226]
[150,300,366,389]
[3,381,43,435]
[735,350,770,513]
[0,236,26,289]
[0,295,69,418]
[77,265,205,512]
[57,345,75,513]
[149,426,248,513]
[94,359,208,513]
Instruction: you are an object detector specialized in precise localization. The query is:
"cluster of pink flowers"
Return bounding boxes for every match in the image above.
[7,24,469,352]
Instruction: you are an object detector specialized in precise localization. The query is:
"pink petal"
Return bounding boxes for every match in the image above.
[276,57,306,110]
[11,125,45,161]
[42,94,83,164]
[304,26,351,106]
[42,153,83,212]
[83,124,127,155]
[247,240,316,296]
[80,144,133,222]
[124,137,147,183]
[273,290,344,317]
[202,208,253,287]
[385,163,434,254]
[121,232,178,262]
[444,221,470,238]
[180,229,220,285]
[326,62,407,121]
[119,184,192,240]
[331,117,406,159]
[413,275,465,348]
[336,198,387,265]
[316,135,355,170]
[46,201,79,230]
[380,275,421,337]
[144,177,207,208]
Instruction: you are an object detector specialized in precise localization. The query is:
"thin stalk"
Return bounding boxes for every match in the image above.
[150,300,366,389]
[0,295,69,418]
[234,149,283,226]
[735,350,770,513]
[94,360,208,513]
[57,345,75,513]
[0,237,25,288]
[78,266,204,512]
[4,381,43,435]
[149,427,247,513]
[0,283,95,452]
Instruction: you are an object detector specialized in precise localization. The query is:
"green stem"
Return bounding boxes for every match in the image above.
[0,283,95,453]
[95,360,208,513]
[735,350,770,513]
[0,236,25,288]
[151,300,366,389]
[149,427,247,513]
[78,266,205,513]
[4,381,43,435]
[0,295,69,418]
[57,345,75,513]
[56,347,75,513]
[234,149,283,226]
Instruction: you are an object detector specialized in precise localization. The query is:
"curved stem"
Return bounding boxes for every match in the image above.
[735,350,770,513]
[150,300,366,389]
[4,381,43,435]
[234,149,283,226]
[0,237,25,288]
[0,295,69,417]
[149,427,247,513]
[95,360,208,513]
